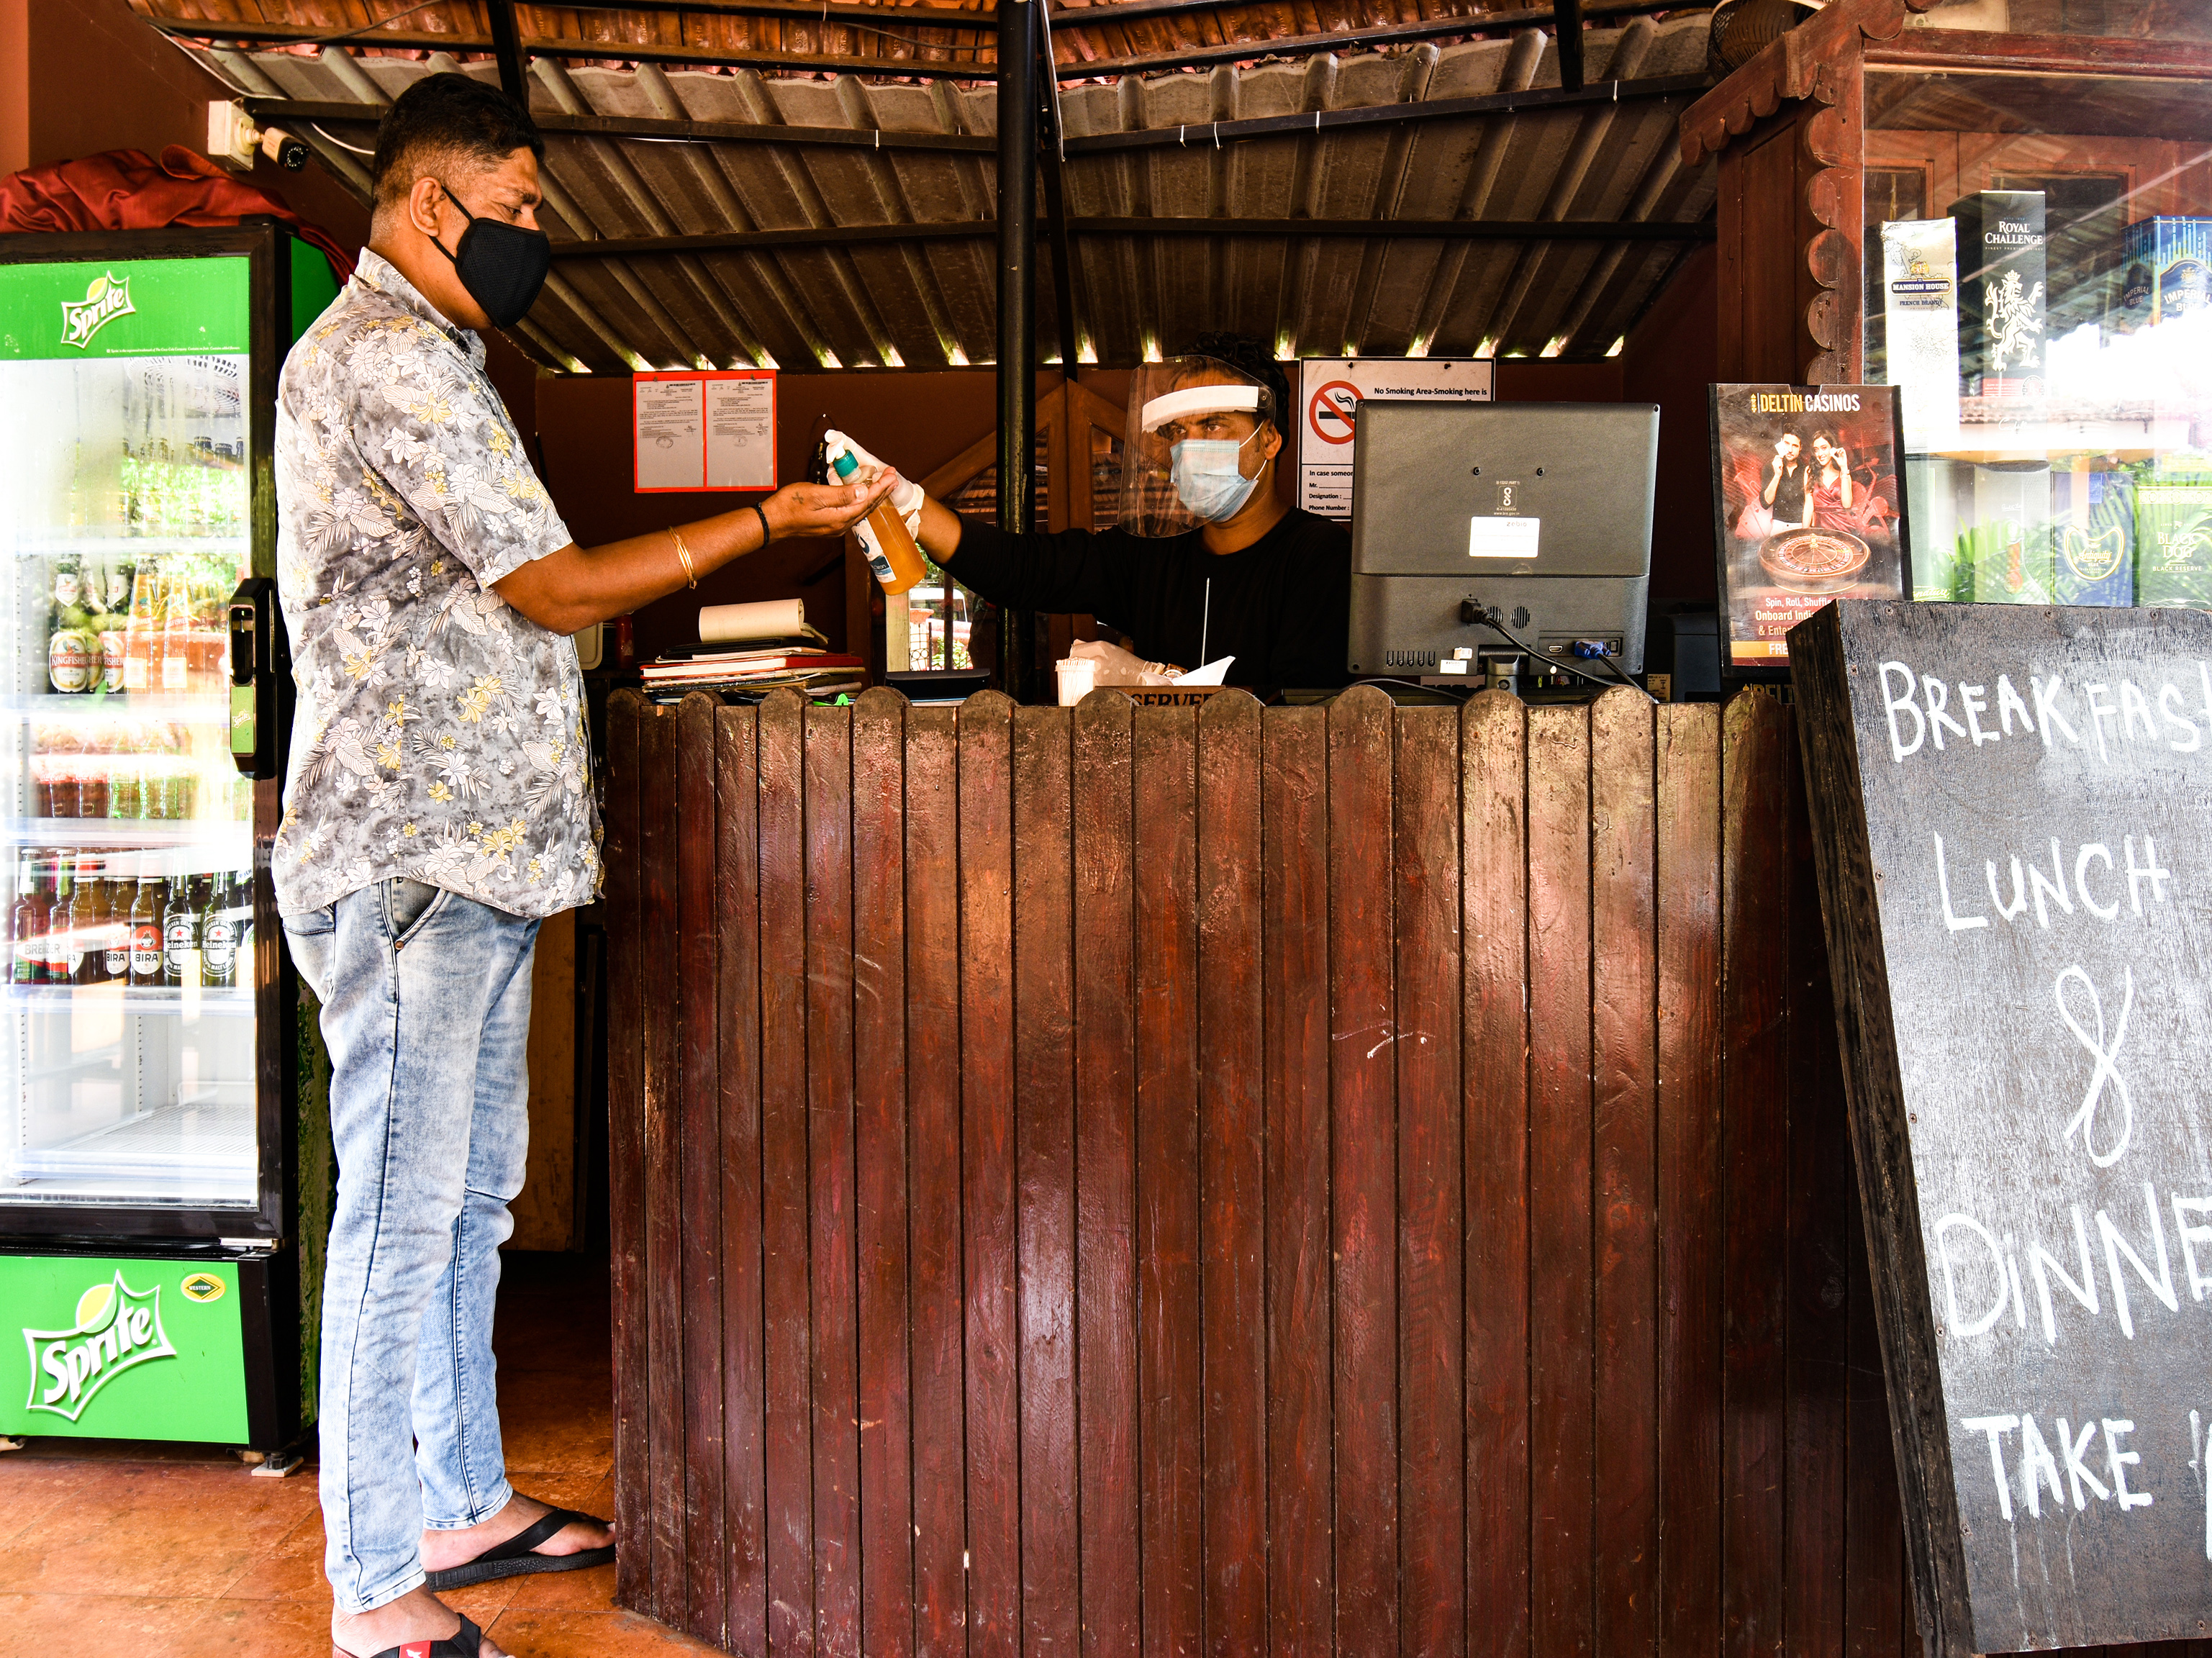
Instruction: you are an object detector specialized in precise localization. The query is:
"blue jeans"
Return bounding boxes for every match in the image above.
[284,878,542,1613]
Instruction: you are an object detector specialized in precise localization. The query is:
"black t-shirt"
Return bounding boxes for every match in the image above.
[946,508,1354,692]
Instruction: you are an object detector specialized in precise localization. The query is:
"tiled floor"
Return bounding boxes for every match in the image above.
[0,1254,715,1657]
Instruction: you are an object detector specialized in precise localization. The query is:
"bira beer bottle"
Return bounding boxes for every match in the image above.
[128,871,163,987]
[101,854,132,982]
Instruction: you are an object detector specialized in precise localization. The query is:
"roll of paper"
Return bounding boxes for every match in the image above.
[699,598,806,643]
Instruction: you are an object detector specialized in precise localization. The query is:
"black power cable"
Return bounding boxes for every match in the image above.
[1460,602,1656,703]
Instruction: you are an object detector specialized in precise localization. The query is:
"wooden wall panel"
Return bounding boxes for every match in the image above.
[605,694,648,1614]
[852,691,914,1658]
[714,705,768,1656]
[905,706,967,1657]
[605,684,1933,1658]
[1262,705,1333,1657]
[1074,694,1141,1658]
[1133,703,1202,1658]
[958,693,1020,1658]
[1463,689,1531,1658]
[639,704,686,1622]
[1328,685,1398,1658]
[677,694,727,1646]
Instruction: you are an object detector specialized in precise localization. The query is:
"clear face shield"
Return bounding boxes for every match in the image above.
[1118,357,1280,537]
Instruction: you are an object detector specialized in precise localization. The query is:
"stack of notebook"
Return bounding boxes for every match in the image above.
[640,642,866,698]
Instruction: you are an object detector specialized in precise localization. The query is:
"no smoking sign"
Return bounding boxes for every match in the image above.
[1308,380,1362,446]
[1297,358,1493,517]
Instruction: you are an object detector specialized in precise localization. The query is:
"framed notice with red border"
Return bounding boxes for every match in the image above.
[633,368,777,493]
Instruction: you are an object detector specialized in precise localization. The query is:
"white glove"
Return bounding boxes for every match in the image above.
[1069,637,1177,684]
[825,430,925,533]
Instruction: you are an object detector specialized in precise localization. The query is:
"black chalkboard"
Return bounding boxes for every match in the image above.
[1795,600,2212,1656]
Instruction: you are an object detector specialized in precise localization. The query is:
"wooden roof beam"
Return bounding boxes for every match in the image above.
[544,216,1718,257]
[242,71,1705,158]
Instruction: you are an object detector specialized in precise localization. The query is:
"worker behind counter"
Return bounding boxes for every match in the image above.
[853,337,1354,694]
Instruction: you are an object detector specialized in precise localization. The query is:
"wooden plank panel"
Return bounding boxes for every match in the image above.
[905,705,969,1657]
[1263,704,1333,1657]
[717,705,769,1657]
[1394,704,1464,1658]
[961,692,1023,1658]
[1591,689,1658,1658]
[605,691,651,1616]
[853,689,914,1658]
[757,689,816,1658]
[1015,705,1081,1658]
[1721,689,1790,1658]
[640,704,687,1623]
[1656,703,1723,1658]
[1074,692,1141,1658]
[1135,702,1202,1658]
[1785,715,1849,1658]
[1844,1153,1906,1658]
[676,693,727,1646]
[1328,684,1397,1657]
[1527,702,1593,1658]
[1463,690,1529,1658]
[1197,692,1266,1653]
[804,704,861,1658]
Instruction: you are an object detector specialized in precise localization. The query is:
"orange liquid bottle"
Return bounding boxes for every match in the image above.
[827,436,925,596]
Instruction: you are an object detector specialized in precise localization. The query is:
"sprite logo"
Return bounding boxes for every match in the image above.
[59,272,136,350]
[21,1272,176,1422]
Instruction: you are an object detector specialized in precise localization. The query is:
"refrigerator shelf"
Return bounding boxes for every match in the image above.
[4,692,230,718]
[12,1093,255,1182]
[4,984,253,1016]
[3,817,250,851]
[8,535,248,561]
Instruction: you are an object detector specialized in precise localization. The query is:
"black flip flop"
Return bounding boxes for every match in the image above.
[421,1508,617,1592]
[332,1610,486,1658]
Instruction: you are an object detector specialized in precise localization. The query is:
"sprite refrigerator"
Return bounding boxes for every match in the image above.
[0,223,338,1455]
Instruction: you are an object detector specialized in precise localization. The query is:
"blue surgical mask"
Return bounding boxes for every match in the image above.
[1170,430,1263,523]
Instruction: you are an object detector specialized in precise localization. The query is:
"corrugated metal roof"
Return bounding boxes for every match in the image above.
[159,9,1715,371]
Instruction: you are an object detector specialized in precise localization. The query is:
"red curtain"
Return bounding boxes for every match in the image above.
[0,145,353,283]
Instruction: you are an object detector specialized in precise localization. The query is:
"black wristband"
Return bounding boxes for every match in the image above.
[748,502,772,548]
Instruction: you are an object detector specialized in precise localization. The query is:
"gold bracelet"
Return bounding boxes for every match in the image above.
[668,526,698,589]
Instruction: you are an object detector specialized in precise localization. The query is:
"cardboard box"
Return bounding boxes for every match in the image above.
[1950,191,2046,399]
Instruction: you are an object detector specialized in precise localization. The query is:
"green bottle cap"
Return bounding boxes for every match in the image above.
[830,445,859,481]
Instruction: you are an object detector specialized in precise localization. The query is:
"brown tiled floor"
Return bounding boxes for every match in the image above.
[0,1254,712,1657]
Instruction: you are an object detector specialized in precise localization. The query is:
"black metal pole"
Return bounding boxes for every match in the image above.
[996,0,1038,704]
[1035,5,1082,376]
[486,1,531,104]
[1553,0,1585,91]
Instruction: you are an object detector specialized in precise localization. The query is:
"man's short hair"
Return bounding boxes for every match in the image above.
[1192,331,1291,442]
[370,73,545,217]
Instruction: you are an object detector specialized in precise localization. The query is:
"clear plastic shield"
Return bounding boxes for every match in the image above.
[1118,356,1277,537]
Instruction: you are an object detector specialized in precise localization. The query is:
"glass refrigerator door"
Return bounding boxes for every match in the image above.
[0,256,257,1216]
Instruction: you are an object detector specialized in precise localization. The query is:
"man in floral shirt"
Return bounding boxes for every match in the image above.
[277,74,894,1658]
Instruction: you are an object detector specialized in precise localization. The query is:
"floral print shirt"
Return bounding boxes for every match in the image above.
[272,249,598,919]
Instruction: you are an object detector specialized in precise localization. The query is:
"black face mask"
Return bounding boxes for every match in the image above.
[432,182,550,328]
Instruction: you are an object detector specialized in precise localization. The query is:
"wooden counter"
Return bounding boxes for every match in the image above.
[604,683,1919,1657]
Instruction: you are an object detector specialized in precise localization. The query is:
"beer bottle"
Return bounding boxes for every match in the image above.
[160,571,191,694]
[12,852,46,986]
[68,855,102,985]
[128,870,163,987]
[101,855,132,982]
[42,856,76,986]
[122,565,159,693]
[201,871,239,990]
[162,870,200,987]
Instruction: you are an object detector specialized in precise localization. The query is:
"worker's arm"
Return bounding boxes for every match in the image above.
[494,474,896,635]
